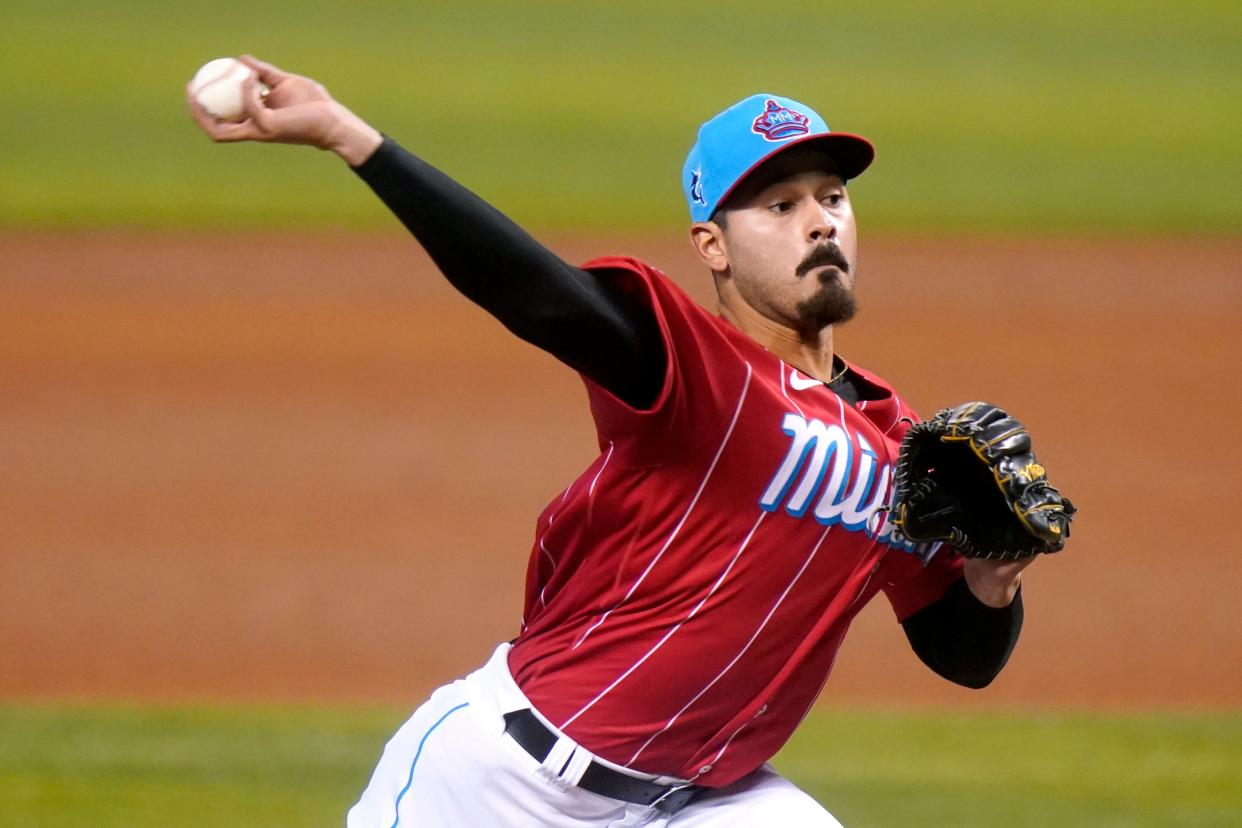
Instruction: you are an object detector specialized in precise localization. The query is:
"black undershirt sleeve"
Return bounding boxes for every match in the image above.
[900,575,1024,689]
[352,136,665,409]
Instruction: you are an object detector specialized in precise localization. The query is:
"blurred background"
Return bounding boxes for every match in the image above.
[2,1,1239,825]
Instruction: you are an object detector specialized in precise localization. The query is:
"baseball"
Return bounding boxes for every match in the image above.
[189,57,263,121]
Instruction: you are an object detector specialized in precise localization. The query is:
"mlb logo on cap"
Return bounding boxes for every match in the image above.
[683,94,875,223]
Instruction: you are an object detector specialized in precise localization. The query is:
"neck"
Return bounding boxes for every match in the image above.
[717,293,837,381]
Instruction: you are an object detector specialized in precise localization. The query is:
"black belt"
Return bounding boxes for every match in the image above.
[502,709,702,814]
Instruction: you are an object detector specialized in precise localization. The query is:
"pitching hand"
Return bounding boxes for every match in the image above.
[186,55,382,166]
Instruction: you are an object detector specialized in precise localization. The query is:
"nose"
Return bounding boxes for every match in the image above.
[805,201,836,243]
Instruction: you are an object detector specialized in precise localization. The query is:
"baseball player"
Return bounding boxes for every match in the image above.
[188,56,1059,827]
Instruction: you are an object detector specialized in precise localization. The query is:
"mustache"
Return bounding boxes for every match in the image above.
[796,243,850,277]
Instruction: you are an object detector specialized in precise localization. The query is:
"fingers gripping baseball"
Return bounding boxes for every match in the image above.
[186,55,377,160]
[187,55,334,147]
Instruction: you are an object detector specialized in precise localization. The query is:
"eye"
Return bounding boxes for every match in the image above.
[823,193,844,208]
[769,201,794,213]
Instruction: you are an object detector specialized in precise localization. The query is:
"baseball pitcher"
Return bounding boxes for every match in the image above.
[187,55,1075,827]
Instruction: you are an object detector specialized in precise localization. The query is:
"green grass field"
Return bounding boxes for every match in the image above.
[1,704,1237,827]
[2,0,1239,233]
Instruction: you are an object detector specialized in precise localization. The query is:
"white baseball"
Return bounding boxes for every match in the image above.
[189,58,265,121]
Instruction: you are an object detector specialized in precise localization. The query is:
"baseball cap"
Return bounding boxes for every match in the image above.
[683,94,874,223]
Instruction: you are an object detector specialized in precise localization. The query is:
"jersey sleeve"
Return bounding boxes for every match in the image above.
[576,256,752,467]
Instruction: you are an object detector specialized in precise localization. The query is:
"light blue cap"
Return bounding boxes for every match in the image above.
[683,94,874,223]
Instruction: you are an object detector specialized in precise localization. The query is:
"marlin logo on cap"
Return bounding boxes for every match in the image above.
[751,98,810,142]
[689,167,706,206]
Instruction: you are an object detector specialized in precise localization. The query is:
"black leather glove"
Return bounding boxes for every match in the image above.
[891,402,1077,560]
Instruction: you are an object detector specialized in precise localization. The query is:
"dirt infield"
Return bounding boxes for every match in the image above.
[2,231,1239,709]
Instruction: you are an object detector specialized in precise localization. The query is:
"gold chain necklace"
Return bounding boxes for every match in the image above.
[826,356,849,385]
[782,354,849,385]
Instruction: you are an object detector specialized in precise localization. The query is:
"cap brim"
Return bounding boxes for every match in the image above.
[713,132,875,216]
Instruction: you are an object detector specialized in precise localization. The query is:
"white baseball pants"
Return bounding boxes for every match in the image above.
[346,644,842,827]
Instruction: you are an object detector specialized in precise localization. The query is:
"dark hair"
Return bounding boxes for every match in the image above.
[709,208,728,229]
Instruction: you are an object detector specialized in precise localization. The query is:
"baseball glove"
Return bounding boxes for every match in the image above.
[891,402,1076,560]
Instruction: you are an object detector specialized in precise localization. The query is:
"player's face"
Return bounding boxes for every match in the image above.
[707,148,859,334]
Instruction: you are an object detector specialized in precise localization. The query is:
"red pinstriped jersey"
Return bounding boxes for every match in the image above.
[508,257,963,788]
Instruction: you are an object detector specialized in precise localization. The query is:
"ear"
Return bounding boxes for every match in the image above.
[689,221,729,275]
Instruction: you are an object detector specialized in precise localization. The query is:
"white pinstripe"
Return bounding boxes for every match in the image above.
[791,626,848,732]
[524,538,559,623]
[539,538,556,572]
[535,545,554,612]
[558,512,768,730]
[569,363,754,652]
[787,554,883,730]
[588,441,616,498]
[694,718,753,777]
[531,447,613,616]
[758,558,870,739]
[847,564,878,612]
[626,525,833,766]
[532,516,563,616]
[885,396,905,435]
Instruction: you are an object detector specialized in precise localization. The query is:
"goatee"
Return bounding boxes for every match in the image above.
[796,273,857,329]
[795,242,857,328]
